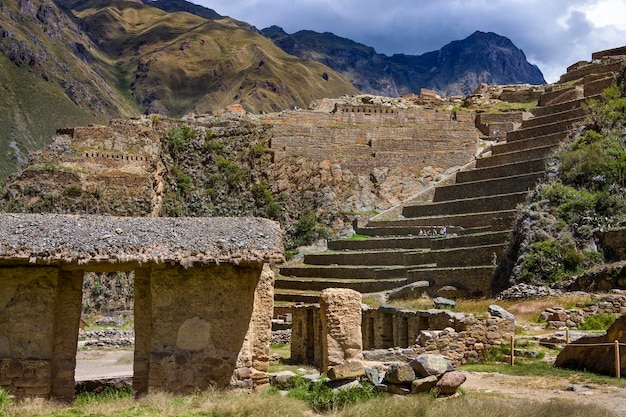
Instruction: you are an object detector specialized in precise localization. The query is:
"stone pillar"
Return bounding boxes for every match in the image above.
[233,264,274,389]
[51,269,84,402]
[147,263,261,393]
[133,268,152,396]
[0,266,59,400]
[320,288,363,372]
[290,304,320,366]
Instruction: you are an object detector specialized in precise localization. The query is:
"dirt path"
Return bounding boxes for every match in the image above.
[463,371,626,416]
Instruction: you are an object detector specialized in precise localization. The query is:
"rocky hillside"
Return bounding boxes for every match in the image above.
[262,28,546,97]
[0,0,357,181]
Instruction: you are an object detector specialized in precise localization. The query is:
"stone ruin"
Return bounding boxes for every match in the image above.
[290,290,515,368]
[0,213,284,401]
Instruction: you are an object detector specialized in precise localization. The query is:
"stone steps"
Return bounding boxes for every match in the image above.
[520,106,587,129]
[475,144,558,169]
[275,276,406,293]
[407,265,496,297]
[456,159,546,183]
[357,211,516,235]
[274,289,321,304]
[328,230,510,251]
[402,191,528,218]
[275,56,621,303]
[506,116,586,142]
[304,249,426,266]
[433,171,544,202]
[559,60,624,83]
[405,243,506,268]
[490,132,567,156]
[279,264,410,280]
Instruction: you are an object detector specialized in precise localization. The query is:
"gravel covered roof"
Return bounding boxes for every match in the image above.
[0,213,284,267]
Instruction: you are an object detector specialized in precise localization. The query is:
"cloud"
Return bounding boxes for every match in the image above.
[194,0,626,83]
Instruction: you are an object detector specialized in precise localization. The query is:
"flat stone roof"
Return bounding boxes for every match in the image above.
[0,213,284,267]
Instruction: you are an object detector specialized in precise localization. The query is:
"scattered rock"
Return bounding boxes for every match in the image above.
[327,361,365,381]
[410,375,438,394]
[435,371,466,395]
[433,297,456,310]
[387,281,429,300]
[488,304,515,321]
[409,354,455,377]
[384,361,416,384]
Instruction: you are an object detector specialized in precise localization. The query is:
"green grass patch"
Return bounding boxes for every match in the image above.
[287,376,381,413]
[578,313,617,331]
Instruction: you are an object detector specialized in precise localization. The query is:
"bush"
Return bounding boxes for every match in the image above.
[250,181,282,220]
[579,313,616,331]
[287,377,379,413]
[292,209,329,248]
[0,389,10,411]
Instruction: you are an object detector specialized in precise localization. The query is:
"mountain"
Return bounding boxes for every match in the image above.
[0,0,358,180]
[262,28,546,97]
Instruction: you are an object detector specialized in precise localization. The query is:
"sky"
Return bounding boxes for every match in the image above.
[191,0,626,83]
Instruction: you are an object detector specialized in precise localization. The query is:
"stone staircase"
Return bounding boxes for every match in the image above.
[275,50,625,303]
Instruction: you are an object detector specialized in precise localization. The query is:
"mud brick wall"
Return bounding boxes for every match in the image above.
[266,107,478,174]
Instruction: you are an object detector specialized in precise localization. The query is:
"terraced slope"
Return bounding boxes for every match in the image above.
[276,50,625,303]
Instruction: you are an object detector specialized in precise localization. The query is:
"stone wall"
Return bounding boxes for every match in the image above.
[290,303,514,367]
[263,106,478,175]
[140,263,262,394]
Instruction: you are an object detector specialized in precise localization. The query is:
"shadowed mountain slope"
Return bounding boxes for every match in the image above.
[262,28,546,97]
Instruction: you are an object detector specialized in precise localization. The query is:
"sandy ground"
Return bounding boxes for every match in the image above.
[75,349,626,416]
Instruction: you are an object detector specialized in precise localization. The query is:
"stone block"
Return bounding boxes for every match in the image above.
[327,361,365,381]
[320,288,363,371]
[384,361,415,384]
[436,371,466,395]
[411,375,438,394]
[409,354,455,377]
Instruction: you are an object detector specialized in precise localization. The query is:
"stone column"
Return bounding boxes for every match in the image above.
[51,269,84,402]
[133,268,152,396]
[320,288,363,372]
[233,264,274,389]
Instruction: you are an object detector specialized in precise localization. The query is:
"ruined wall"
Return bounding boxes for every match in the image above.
[0,266,82,401]
[143,263,262,394]
[264,106,478,175]
[290,304,514,367]
[233,264,275,389]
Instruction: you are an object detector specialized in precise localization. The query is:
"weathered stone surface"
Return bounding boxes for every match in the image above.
[410,375,438,394]
[387,281,429,300]
[488,304,515,321]
[436,371,466,395]
[555,314,626,376]
[320,288,363,371]
[409,354,455,377]
[434,297,456,310]
[268,371,297,390]
[384,361,415,384]
[327,361,365,381]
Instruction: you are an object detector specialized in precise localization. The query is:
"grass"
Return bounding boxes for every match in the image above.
[1,387,618,417]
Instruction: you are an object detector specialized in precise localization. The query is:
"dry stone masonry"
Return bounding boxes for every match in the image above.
[0,213,283,401]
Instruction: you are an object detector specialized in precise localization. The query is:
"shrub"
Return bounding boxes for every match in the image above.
[579,313,616,331]
[167,125,196,156]
[216,158,244,189]
[176,172,192,194]
[250,181,282,220]
[292,209,329,248]
[288,377,379,413]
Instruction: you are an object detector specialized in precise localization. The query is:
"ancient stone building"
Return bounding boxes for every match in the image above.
[0,214,283,401]
[261,104,478,175]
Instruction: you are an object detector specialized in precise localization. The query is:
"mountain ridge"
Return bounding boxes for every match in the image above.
[262,27,546,96]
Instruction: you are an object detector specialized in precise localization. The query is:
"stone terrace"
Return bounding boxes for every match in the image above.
[276,49,626,303]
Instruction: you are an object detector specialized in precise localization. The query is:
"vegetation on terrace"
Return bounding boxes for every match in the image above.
[506,80,626,284]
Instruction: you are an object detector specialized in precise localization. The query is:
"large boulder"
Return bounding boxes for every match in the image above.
[384,361,416,384]
[436,371,466,395]
[409,354,455,377]
[327,361,365,381]
[555,314,626,376]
